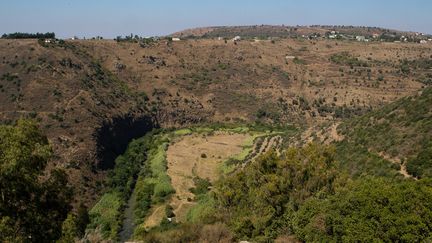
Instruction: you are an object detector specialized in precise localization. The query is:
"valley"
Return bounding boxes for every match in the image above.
[1,25,432,242]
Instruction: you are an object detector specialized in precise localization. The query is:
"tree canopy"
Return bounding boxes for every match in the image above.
[1,32,55,39]
[0,119,72,242]
[212,144,432,242]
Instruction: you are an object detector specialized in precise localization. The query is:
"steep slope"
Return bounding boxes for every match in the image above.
[338,87,432,178]
[300,87,432,179]
[81,38,427,124]
[0,39,153,203]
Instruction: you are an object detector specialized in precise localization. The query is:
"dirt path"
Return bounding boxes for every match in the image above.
[378,151,416,179]
[328,122,344,142]
[142,204,166,229]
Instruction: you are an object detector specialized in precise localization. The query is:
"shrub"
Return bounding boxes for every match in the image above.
[189,177,211,196]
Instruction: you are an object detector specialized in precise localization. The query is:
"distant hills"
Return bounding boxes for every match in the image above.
[172,25,431,42]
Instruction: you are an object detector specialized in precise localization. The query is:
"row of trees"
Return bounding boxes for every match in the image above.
[1,32,55,39]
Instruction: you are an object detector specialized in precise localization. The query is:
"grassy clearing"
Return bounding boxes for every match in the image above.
[88,192,123,240]
[173,128,192,136]
[133,134,175,236]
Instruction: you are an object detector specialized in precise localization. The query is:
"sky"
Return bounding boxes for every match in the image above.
[0,0,431,38]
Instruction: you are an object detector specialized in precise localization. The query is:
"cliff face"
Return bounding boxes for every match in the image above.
[95,114,156,170]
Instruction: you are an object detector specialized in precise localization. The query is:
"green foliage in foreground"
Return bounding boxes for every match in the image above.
[58,203,89,242]
[186,193,217,224]
[208,144,432,242]
[295,177,432,242]
[214,144,339,241]
[0,120,72,242]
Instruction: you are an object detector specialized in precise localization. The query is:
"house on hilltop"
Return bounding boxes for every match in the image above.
[356,36,366,42]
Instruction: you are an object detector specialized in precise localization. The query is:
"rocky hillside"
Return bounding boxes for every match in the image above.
[0,37,430,203]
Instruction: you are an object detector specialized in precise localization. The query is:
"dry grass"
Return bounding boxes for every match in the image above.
[142,204,166,229]
[165,131,251,222]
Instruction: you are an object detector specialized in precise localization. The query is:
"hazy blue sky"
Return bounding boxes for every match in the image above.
[1,0,431,38]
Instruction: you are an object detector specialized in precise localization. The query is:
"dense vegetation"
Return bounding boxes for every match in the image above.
[1,32,55,39]
[214,144,340,241]
[215,145,432,242]
[294,177,432,242]
[339,87,432,178]
[133,133,175,237]
[134,143,432,242]
[0,120,72,242]
[88,135,151,239]
[334,140,402,178]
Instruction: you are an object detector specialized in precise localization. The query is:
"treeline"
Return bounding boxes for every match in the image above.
[1,32,55,39]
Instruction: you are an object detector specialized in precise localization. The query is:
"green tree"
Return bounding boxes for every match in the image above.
[293,177,432,242]
[58,213,79,243]
[0,119,72,242]
[214,144,340,241]
[76,203,90,237]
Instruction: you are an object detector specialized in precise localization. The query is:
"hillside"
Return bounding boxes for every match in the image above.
[172,25,427,40]
[0,36,431,204]
[101,89,432,242]
[338,87,432,178]
[1,26,432,242]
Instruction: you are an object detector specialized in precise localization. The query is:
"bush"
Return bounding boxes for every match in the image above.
[407,141,432,178]
[189,177,212,196]
[293,177,432,242]
[214,144,339,241]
